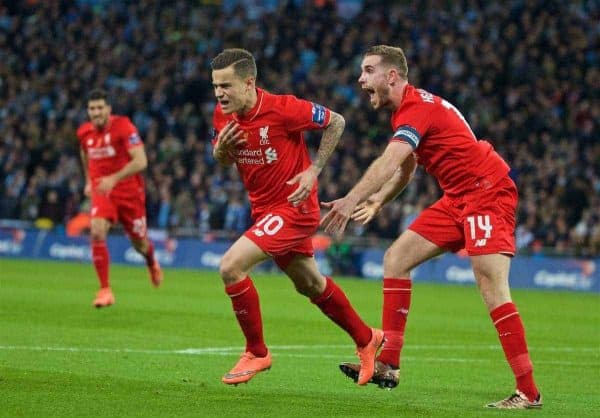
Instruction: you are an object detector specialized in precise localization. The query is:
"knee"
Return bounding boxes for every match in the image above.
[132,239,148,253]
[479,286,508,312]
[294,276,325,298]
[219,253,245,285]
[90,229,106,242]
[472,268,511,310]
[383,247,410,277]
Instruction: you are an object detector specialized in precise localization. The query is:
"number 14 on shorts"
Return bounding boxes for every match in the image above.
[466,215,492,247]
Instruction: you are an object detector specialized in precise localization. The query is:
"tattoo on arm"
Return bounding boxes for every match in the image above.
[313,111,345,170]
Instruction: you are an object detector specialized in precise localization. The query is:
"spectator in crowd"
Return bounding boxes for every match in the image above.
[0,0,597,256]
[38,189,63,226]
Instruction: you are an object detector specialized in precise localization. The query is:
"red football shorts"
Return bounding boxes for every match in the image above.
[244,205,320,270]
[408,176,517,256]
[91,190,147,240]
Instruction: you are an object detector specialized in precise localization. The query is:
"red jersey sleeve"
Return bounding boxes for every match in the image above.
[280,95,331,132]
[390,101,432,149]
[119,117,143,150]
[76,123,93,151]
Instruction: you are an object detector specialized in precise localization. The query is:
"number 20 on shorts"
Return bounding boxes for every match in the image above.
[252,213,284,237]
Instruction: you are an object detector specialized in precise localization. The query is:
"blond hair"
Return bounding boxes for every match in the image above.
[364,45,408,80]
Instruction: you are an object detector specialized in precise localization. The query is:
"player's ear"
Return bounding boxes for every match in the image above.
[387,68,396,84]
[245,76,255,91]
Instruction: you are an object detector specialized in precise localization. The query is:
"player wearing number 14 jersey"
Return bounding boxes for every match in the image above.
[321,45,541,409]
[210,48,383,386]
[77,89,162,308]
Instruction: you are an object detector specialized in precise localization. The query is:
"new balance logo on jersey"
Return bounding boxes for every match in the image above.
[474,239,487,247]
[259,126,270,145]
[265,147,278,164]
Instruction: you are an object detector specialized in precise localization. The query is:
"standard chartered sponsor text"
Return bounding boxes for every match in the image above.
[235,148,265,165]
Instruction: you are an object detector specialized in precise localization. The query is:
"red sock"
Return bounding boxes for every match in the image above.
[91,240,110,288]
[491,302,539,401]
[311,277,372,347]
[376,277,411,368]
[225,276,267,357]
[143,241,156,267]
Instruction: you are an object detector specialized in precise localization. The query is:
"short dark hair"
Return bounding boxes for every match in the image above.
[87,88,109,104]
[364,45,408,80]
[210,48,257,79]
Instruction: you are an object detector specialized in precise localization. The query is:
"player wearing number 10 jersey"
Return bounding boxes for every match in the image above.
[210,48,383,386]
[321,45,541,409]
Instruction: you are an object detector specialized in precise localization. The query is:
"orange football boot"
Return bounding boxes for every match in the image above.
[356,328,385,385]
[148,260,163,287]
[93,287,115,308]
[222,351,272,385]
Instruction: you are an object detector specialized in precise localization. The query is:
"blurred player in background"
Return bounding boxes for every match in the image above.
[77,89,162,308]
[210,48,383,386]
[321,45,541,409]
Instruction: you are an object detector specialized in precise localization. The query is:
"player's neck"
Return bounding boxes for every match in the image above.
[238,89,258,116]
[93,116,111,131]
[389,81,408,111]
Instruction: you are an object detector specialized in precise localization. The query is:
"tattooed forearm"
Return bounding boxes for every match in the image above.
[313,111,345,171]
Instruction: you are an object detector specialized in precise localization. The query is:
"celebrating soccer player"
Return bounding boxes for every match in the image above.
[210,48,383,386]
[321,45,542,409]
[77,89,162,308]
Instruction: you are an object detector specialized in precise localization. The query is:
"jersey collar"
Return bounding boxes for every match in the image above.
[233,88,264,123]
[400,83,412,104]
[94,115,114,133]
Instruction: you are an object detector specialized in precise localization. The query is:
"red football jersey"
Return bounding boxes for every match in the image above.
[390,84,510,196]
[212,88,331,219]
[76,115,144,196]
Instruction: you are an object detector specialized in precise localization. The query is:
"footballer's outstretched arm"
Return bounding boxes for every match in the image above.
[371,152,416,205]
[320,141,413,235]
[352,153,416,224]
[346,141,414,206]
[287,111,345,206]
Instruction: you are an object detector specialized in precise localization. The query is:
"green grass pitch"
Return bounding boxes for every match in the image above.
[1,258,598,417]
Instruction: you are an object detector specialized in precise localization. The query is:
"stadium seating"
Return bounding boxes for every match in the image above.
[0,0,597,257]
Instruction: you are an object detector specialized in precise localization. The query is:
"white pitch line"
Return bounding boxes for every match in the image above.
[0,344,598,353]
[0,345,597,367]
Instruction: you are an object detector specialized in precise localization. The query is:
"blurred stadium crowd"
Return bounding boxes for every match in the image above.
[0,0,598,256]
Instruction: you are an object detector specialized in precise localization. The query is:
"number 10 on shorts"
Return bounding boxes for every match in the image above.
[253,213,284,237]
[466,215,492,247]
